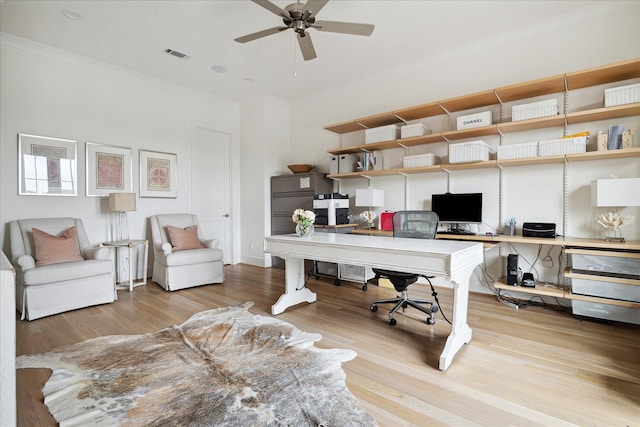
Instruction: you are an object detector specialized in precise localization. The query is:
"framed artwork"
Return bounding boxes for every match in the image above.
[86,142,132,197]
[139,149,177,198]
[18,133,78,196]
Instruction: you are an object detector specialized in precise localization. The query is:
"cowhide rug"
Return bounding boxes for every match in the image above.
[16,302,376,427]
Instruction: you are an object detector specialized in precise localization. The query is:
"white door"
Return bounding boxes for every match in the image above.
[192,126,232,264]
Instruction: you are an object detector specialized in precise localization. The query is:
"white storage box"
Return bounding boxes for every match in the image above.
[400,123,430,139]
[570,277,640,302]
[365,124,400,144]
[512,98,559,121]
[605,83,640,107]
[339,264,375,282]
[497,141,539,160]
[457,111,492,130]
[449,140,493,163]
[329,155,338,174]
[402,153,437,168]
[538,136,587,157]
[338,153,357,173]
[571,300,639,325]
[571,252,640,279]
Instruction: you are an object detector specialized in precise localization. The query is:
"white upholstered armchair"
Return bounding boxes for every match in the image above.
[149,214,224,291]
[9,217,116,320]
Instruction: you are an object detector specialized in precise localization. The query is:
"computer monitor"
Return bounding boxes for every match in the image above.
[431,192,482,231]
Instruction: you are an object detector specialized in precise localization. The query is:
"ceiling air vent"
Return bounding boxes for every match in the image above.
[165,49,190,60]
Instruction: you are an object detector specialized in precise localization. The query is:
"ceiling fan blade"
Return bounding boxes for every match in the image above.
[234,26,289,44]
[297,32,317,61]
[302,0,329,17]
[251,0,291,19]
[313,20,374,36]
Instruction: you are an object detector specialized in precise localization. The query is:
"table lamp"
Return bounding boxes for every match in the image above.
[109,192,136,241]
[355,187,384,228]
[591,177,640,242]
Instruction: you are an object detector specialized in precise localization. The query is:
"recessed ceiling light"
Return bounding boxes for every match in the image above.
[211,65,228,74]
[61,9,83,20]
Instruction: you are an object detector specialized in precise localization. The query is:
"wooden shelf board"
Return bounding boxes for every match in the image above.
[494,74,566,102]
[356,112,403,129]
[393,102,443,122]
[324,120,364,134]
[397,165,443,174]
[566,103,640,124]
[396,133,445,146]
[566,147,640,162]
[565,58,640,90]
[443,160,497,171]
[498,154,565,166]
[495,278,568,298]
[442,125,498,140]
[498,115,566,133]
[327,169,399,179]
[439,89,499,112]
[327,140,401,155]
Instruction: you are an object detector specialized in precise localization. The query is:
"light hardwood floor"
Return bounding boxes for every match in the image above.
[16,264,640,426]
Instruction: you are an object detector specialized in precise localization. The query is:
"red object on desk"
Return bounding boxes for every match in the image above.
[380,212,395,231]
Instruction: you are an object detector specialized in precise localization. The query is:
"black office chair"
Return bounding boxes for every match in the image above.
[370,211,440,326]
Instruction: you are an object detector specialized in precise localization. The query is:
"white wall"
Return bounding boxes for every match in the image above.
[240,94,290,267]
[0,35,241,263]
[288,2,640,293]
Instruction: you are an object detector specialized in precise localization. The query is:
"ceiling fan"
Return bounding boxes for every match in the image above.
[234,0,374,61]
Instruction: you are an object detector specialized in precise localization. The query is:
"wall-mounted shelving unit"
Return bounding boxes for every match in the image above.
[322,59,640,322]
[327,147,640,179]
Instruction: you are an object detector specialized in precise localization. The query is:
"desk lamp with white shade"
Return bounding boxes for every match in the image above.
[591,177,640,243]
[108,192,136,241]
[355,187,384,229]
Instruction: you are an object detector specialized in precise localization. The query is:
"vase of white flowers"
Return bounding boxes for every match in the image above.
[292,208,316,238]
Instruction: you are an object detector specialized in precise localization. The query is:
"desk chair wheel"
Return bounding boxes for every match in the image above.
[389,318,397,326]
[362,284,368,291]
[426,317,435,325]
[370,305,378,312]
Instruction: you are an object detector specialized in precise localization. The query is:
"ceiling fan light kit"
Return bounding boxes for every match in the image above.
[235,0,374,61]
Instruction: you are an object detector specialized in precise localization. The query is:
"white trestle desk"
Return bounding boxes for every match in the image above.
[263,233,483,370]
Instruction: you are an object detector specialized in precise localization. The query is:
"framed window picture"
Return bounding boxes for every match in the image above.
[86,142,132,197]
[139,149,177,198]
[18,133,78,196]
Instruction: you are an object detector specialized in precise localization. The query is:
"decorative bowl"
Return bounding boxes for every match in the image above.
[287,164,315,174]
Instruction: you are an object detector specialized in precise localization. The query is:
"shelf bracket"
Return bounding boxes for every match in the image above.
[393,112,408,124]
[360,174,373,183]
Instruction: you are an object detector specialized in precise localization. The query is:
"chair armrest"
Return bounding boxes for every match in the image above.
[161,242,173,255]
[13,255,35,270]
[84,246,109,260]
[204,239,219,249]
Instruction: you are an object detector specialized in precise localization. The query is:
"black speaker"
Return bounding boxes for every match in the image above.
[507,254,519,285]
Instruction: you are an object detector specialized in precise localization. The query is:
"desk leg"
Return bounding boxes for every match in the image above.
[439,266,474,370]
[272,257,317,315]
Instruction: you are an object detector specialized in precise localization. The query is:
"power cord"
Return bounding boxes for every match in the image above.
[421,275,452,325]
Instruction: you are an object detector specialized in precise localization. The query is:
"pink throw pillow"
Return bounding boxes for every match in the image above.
[166,225,204,251]
[32,226,84,266]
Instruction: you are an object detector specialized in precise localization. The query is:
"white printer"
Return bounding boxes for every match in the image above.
[313,193,349,225]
